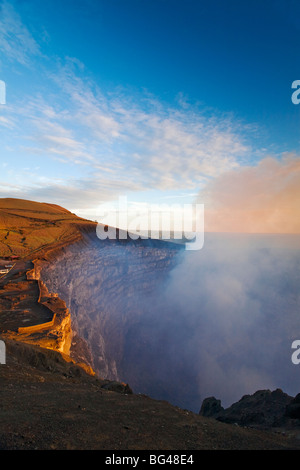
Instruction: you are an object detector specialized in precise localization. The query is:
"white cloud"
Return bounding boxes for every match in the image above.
[0,115,14,128]
[69,91,121,142]
[0,3,256,212]
[200,154,300,233]
[5,64,252,197]
[0,1,41,66]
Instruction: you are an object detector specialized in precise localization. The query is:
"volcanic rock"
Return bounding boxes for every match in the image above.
[199,397,224,417]
[199,388,300,429]
[286,393,300,419]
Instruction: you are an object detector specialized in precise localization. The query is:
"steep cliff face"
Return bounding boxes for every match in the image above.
[0,197,98,376]
[40,232,182,393]
[27,230,300,413]
[7,261,73,357]
[0,258,96,377]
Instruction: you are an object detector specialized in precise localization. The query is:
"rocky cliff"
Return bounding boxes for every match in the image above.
[199,389,300,434]
[0,198,98,375]
[1,198,300,450]
[39,231,182,387]
[22,261,73,356]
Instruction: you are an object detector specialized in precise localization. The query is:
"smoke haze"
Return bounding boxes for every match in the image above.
[41,232,300,412]
[122,233,300,409]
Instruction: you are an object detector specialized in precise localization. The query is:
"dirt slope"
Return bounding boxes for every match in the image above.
[1,337,300,450]
[0,197,96,259]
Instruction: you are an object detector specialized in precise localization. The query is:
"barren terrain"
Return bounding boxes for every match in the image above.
[2,338,300,450]
[0,197,96,259]
[1,198,300,451]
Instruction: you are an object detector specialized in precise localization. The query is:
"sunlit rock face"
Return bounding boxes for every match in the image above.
[40,232,183,394]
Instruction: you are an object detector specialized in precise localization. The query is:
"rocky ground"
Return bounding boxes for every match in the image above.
[1,337,300,451]
[200,390,300,435]
[1,198,300,452]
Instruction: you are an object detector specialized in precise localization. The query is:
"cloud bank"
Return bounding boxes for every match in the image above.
[0,0,41,66]
[2,66,252,208]
[200,155,300,233]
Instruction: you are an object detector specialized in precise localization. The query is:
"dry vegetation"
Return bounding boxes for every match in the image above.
[0,198,96,258]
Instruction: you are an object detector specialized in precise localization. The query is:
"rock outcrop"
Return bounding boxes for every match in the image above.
[199,396,224,418]
[39,232,182,393]
[286,393,300,419]
[199,388,300,431]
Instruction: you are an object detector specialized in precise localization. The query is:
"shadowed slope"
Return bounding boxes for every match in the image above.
[1,336,300,450]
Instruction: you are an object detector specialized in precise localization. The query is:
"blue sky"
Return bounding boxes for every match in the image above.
[0,0,300,227]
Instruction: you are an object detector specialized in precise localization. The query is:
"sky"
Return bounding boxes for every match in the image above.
[0,0,300,232]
